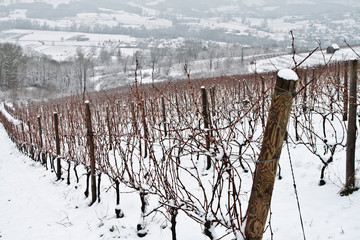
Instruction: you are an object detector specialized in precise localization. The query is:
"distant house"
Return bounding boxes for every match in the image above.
[77,36,89,41]
[327,44,340,54]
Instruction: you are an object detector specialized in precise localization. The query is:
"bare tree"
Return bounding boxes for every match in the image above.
[0,43,25,92]
[74,47,94,94]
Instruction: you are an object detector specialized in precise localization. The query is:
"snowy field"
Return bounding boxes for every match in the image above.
[0,29,140,61]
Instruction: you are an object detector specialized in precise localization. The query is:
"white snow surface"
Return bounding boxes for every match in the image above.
[249,46,360,74]
[277,69,298,81]
[332,44,340,50]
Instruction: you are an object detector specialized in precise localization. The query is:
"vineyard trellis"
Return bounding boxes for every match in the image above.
[0,58,359,239]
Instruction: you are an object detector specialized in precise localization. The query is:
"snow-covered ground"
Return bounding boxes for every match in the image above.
[250,46,360,73]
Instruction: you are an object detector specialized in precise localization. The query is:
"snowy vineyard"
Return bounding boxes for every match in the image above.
[0,60,359,239]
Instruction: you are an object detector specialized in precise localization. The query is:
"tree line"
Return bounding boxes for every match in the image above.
[0,42,95,99]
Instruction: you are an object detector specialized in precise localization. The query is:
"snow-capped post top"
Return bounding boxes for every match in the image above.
[85,100,90,104]
[275,69,298,95]
[277,69,298,81]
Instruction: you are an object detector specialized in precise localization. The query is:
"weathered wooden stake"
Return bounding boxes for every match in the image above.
[245,69,298,240]
[141,99,148,158]
[243,79,249,100]
[106,105,112,150]
[310,67,316,109]
[210,86,216,117]
[27,120,33,145]
[343,61,349,121]
[344,59,357,190]
[54,112,61,181]
[20,122,25,144]
[130,101,138,135]
[37,115,46,165]
[201,86,211,170]
[302,68,307,113]
[175,94,181,123]
[261,76,265,128]
[150,99,156,125]
[84,101,97,205]
[161,96,167,137]
[183,92,188,114]
[27,120,35,160]
[37,116,43,149]
[337,61,341,100]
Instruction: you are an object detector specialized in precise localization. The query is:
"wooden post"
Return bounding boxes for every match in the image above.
[310,67,316,109]
[141,99,148,158]
[343,61,349,121]
[130,101,138,135]
[175,94,181,123]
[150,99,156,126]
[21,122,25,143]
[337,61,341,100]
[243,79,247,99]
[27,120,35,160]
[161,96,167,137]
[245,69,298,240]
[54,112,61,181]
[27,120,33,144]
[344,60,357,190]
[183,92,188,114]
[302,68,307,113]
[201,86,211,170]
[84,101,97,205]
[37,115,46,165]
[210,86,216,117]
[105,105,112,150]
[37,116,43,149]
[261,76,265,128]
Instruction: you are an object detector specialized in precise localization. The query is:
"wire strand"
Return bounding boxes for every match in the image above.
[286,136,307,240]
